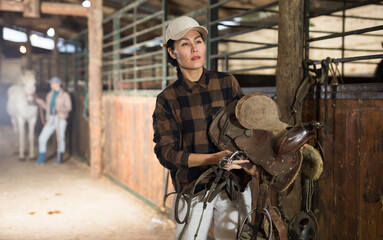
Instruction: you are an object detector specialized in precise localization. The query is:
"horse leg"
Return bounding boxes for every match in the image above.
[10,117,19,155]
[17,117,26,160]
[27,116,37,159]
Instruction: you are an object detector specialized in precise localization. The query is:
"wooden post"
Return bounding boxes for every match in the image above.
[0,28,2,84]
[276,0,304,124]
[26,28,33,70]
[23,0,40,18]
[275,0,305,221]
[87,0,103,178]
[52,33,59,77]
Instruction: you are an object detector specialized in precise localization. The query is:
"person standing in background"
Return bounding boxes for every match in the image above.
[35,76,72,164]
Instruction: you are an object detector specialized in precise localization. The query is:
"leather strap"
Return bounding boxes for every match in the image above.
[175,166,242,240]
[265,197,288,240]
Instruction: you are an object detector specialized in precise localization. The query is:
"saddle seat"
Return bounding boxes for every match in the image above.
[209,93,323,192]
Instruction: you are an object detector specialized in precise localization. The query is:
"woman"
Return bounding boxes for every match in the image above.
[152,16,252,239]
[35,76,72,164]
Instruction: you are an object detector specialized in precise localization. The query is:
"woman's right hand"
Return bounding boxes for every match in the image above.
[35,98,44,106]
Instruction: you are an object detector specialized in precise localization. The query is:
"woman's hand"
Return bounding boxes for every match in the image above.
[188,150,249,168]
[35,98,45,106]
[214,150,249,171]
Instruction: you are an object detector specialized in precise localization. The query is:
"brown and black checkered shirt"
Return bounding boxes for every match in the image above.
[152,68,248,191]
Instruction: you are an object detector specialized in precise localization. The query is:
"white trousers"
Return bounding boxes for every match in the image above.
[38,115,67,153]
[175,184,252,240]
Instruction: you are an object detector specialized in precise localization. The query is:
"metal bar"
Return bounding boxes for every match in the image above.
[309,29,383,37]
[308,83,383,100]
[211,44,277,59]
[161,0,168,90]
[220,6,278,13]
[221,39,276,45]
[119,13,151,19]
[309,25,383,42]
[103,0,147,23]
[308,54,383,65]
[113,15,120,92]
[121,76,163,83]
[304,0,310,69]
[103,10,163,41]
[227,65,276,73]
[309,0,382,18]
[103,37,161,58]
[341,3,346,77]
[209,0,232,10]
[104,64,162,75]
[133,5,137,90]
[217,57,277,60]
[210,22,277,43]
[103,50,162,66]
[309,46,382,52]
[186,8,207,19]
[208,0,219,70]
[103,23,162,49]
[107,23,162,48]
[210,1,278,26]
[329,14,383,21]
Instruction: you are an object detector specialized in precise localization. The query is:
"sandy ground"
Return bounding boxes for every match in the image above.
[0,125,176,240]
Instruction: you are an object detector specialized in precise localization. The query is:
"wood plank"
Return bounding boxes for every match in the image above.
[358,100,383,239]
[314,98,336,240]
[333,100,359,240]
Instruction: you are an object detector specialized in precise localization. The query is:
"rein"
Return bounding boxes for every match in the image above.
[32,93,47,126]
[174,165,242,240]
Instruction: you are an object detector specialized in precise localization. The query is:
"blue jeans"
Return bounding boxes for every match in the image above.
[38,116,67,153]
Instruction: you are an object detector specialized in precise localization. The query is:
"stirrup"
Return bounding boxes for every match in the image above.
[238,208,273,240]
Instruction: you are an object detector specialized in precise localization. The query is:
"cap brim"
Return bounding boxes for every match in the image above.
[162,26,208,48]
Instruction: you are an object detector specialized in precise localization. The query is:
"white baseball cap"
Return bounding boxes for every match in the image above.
[162,16,208,47]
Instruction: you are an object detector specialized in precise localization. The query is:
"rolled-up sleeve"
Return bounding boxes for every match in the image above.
[152,95,190,170]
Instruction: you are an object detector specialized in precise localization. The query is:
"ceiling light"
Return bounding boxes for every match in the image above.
[20,45,27,54]
[82,0,91,8]
[47,28,55,37]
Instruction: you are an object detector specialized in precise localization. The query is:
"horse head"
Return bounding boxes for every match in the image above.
[20,70,37,103]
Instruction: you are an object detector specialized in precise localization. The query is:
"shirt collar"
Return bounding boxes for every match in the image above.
[180,68,209,92]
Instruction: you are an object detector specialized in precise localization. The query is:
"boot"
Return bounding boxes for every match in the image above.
[54,152,64,164]
[35,152,45,165]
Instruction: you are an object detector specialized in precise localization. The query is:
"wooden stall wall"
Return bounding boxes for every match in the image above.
[303,96,383,240]
[71,93,90,161]
[102,95,170,207]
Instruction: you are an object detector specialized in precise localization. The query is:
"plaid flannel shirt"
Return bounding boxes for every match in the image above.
[153,68,249,191]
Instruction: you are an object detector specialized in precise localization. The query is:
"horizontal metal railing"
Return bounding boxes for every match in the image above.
[69,0,383,92]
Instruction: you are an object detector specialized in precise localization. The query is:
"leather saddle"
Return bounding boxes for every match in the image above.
[209,93,323,192]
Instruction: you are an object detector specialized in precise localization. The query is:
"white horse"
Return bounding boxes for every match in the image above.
[6,70,38,160]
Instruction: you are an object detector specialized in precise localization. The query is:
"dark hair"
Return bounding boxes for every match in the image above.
[166,39,182,79]
[166,39,178,67]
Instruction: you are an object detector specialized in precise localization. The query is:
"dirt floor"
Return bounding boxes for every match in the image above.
[0,125,176,240]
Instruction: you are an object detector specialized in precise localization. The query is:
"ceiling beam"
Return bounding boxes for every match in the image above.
[41,2,88,17]
[0,0,23,12]
[0,1,88,17]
